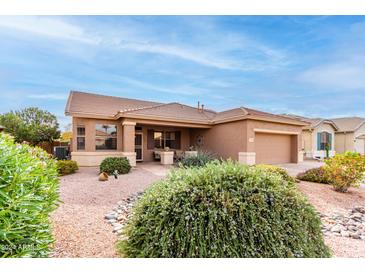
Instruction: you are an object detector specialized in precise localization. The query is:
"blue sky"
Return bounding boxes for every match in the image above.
[0,16,364,130]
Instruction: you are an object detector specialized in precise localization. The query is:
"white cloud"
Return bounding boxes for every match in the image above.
[0,16,98,44]
[297,63,365,90]
[0,16,288,72]
[116,41,238,70]
[115,75,206,96]
[27,93,68,100]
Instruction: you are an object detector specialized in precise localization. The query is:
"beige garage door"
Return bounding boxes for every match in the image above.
[255,133,292,164]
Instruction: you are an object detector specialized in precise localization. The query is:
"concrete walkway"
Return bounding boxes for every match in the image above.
[278,160,324,176]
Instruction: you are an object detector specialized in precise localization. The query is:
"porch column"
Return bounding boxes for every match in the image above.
[122,121,137,167]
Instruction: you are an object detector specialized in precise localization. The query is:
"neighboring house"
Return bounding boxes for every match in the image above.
[282,115,338,159]
[65,91,308,167]
[0,125,4,133]
[331,117,365,155]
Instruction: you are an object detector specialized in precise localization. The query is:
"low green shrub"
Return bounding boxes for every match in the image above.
[100,157,131,175]
[118,160,330,258]
[178,151,216,168]
[256,164,296,184]
[57,160,78,176]
[0,133,60,257]
[323,152,365,192]
[296,167,331,184]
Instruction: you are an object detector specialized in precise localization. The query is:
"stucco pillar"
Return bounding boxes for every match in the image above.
[122,121,137,167]
[239,121,256,165]
[238,152,256,165]
[291,135,300,163]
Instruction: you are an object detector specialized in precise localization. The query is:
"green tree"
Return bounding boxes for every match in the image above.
[0,107,60,145]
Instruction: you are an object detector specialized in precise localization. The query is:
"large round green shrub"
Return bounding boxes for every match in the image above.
[296,167,331,184]
[0,133,60,257]
[100,157,131,175]
[119,161,330,258]
[57,160,79,176]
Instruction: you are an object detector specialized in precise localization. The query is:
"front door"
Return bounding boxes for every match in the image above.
[135,132,143,161]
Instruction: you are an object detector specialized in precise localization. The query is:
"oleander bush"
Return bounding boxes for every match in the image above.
[296,167,332,184]
[118,160,330,258]
[0,133,60,257]
[57,160,78,176]
[256,164,296,184]
[100,157,131,175]
[178,151,217,168]
[323,152,365,192]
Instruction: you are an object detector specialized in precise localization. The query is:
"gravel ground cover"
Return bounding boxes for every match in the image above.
[297,181,365,257]
[50,165,167,257]
[51,161,365,258]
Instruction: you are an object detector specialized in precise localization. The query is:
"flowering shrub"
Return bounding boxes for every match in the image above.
[118,161,330,258]
[296,167,332,184]
[0,133,60,257]
[323,151,365,192]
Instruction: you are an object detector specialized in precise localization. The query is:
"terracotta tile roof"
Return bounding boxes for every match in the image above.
[65,91,307,126]
[280,114,339,130]
[122,102,216,123]
[212,108,247,122]
[331,117,365,132]
[65,91,160,117]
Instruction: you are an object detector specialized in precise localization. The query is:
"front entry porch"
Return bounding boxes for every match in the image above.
[131,122,198,165]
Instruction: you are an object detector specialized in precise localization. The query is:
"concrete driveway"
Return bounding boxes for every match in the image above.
[278,160,324,176]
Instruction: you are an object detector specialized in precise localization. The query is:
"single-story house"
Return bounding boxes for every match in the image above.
[65,91,308,166]
[331,117,365,155]
[282,115,338,159]
[0,125,4,132]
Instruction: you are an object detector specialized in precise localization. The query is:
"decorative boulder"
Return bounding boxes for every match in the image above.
[99,172,109,181]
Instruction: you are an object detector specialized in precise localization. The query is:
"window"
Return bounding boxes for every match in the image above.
[151,130,180,149]
[77,126,85,150]
[154,131,163,148]
[165,131,176,149]
[318,132,332,150]
[95,124,117,150]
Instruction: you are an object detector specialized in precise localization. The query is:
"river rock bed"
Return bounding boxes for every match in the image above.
[105,193,365,241]
[104,192,143,235]
[321,206,365,240]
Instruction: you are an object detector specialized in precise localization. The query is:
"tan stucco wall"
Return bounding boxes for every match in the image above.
[354,123,365,154]
[72,117,123,152]
[190,120,247,160]
[190,119,303,163]
[246,120,302,154]
[71,116,304,164]
[335,132,355,154]
[313,123,336,150]
[303,122,336,158]
[302,130,312,152]
[141,125,190,162]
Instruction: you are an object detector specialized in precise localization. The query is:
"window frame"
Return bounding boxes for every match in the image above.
[95,124,117,151]
[76,125,86,151]
[152,130,180,149]
[319,131,331,150]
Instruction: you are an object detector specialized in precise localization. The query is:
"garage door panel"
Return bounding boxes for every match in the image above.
[256,133,292,164]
